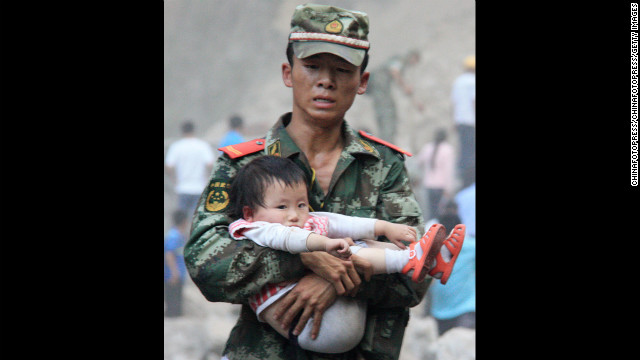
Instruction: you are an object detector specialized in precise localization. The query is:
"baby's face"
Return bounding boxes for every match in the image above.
[248,180,310,228]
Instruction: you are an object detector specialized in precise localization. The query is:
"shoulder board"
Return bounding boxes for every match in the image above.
[218,138,266,159]
[358,130,413,157]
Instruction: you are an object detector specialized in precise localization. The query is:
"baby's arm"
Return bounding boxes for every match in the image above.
[306,233,353,260]
[313,212,417,249]
[374,220,417,249]
[312,212,376,240]
[237,221,353,259]
[239,222,313,254]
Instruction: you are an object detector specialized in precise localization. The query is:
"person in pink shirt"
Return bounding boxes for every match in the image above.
[416,128,456,219]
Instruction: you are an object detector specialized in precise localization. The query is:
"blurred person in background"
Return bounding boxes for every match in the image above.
[184,4,438,360]
[219,114,246,149]
[427,165,475,335]
[164,209,189,317]
[416,127,456,219]
[451,55,476,176]
[365,49,423,143]
[426,199,462,235]
[165,120,216,215]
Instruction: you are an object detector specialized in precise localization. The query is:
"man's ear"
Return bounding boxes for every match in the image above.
[282,62,293,88]
[242,206,254,221]
[357,71,370,95]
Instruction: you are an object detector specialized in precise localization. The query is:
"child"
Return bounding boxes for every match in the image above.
[227,156,465,353]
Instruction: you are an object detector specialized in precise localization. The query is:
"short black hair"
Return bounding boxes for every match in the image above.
[229,115,243,129]
[181,120,195,134]
[227,155,309,219]
[172,209,188,226]
[286,43,369,73]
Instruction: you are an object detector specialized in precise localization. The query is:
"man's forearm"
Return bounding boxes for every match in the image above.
[185,223,307,304]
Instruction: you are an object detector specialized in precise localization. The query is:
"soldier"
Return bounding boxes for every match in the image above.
[185,4,433,359]
[365,49,423,144]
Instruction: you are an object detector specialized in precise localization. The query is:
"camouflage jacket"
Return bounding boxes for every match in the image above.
[184,113,429,360]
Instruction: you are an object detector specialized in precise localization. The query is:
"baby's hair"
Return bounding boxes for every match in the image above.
[227,155,309,219]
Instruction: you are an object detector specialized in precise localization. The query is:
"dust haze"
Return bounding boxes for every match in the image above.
[164,0,475,149]
[164,2,476,358]
[164,0,474,232]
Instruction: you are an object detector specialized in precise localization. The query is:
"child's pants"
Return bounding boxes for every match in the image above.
[252,243,370,353]
[295,296,367,353]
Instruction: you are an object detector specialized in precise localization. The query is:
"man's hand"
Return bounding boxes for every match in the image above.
[272,272,337,340]
[350,253,374,282]
[300,251,362,296]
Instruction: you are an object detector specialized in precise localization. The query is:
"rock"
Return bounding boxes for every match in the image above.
[435,327,476,360]
[164,317,212,360]
[165,281,240,360]
[400,313,439,360]
[165,287,476,360]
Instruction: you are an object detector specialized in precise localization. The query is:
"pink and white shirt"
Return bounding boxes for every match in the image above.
[229,212,375,254]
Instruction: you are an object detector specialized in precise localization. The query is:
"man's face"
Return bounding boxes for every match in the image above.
[282,52,369,125]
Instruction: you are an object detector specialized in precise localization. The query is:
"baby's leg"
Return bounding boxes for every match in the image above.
[261,295,367,354]
[351,243,411,275]
[350,247,388,274]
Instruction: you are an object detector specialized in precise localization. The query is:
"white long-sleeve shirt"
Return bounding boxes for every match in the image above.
[229,212,377,254]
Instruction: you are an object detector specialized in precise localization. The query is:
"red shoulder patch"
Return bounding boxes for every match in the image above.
[218,138,266,159]
[358,130,413,157]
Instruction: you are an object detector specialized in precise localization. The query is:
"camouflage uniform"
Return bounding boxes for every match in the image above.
[185,113,429,360]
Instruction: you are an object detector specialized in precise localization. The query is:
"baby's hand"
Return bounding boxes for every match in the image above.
[325,237,353,260]
[380,222,417,249]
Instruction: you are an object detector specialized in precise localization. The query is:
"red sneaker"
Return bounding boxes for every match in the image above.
[428,224,466,284]
[401,224,447,282]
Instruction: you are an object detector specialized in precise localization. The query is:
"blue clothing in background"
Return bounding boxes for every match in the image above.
[429,235,475,319]
[219,130,245,149]
[455,183,475,236]
[164,227,187,281]
[430,181,475,320]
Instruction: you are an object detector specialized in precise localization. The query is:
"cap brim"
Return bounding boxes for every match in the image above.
[292,42,365,66]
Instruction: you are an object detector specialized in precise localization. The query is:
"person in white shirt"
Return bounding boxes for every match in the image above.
[165,120,216,215]
[451,55,476,175]
[226,155,465,354]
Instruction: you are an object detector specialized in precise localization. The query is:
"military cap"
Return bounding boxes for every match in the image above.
[289,3,370,66]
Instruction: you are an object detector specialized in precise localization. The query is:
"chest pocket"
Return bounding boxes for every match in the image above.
[380,191,421,218]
